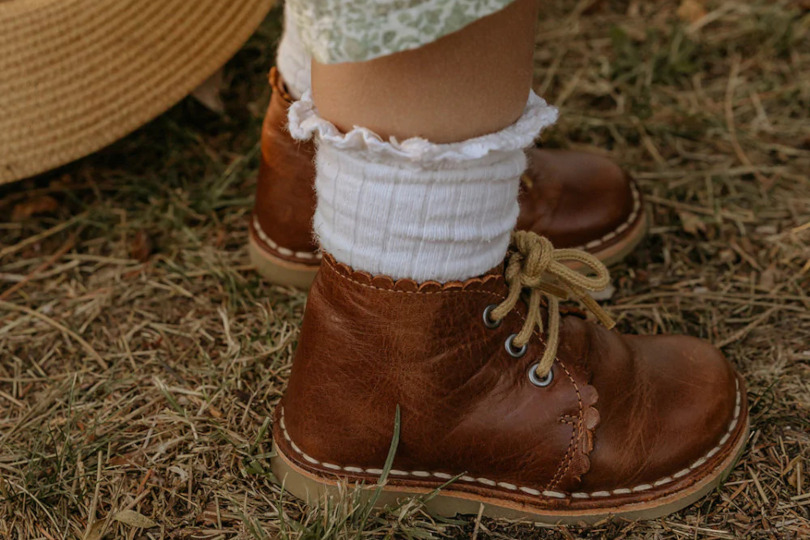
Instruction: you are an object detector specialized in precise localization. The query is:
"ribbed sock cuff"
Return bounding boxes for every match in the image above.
[289,92,558,282]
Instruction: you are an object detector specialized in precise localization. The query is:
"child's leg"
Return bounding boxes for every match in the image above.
[294,0,555,282]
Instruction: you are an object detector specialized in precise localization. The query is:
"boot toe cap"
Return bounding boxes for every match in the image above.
[520,149,637,248]
[580,334,741,492]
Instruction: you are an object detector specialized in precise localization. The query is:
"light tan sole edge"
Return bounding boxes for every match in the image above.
[249,234,318,289]
[586,210,649,268]
[270,418,748,526]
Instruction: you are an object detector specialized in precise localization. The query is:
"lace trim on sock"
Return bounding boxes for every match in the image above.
[288,91,558,166]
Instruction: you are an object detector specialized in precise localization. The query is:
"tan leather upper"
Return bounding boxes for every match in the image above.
[278,254,746,503]
[517,149,638,250]
[252,68,317,261]
[252,70,643,263]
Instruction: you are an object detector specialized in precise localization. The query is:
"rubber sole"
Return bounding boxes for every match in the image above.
[582,209,648,269]
[248,234,319,289]
[270,418,748,526]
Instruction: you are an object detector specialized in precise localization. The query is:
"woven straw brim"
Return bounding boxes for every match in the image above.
[0,0,275,184]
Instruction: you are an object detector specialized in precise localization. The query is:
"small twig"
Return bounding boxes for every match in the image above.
[36,524,58,540]
[645,195,754,223]
[555,67,585,108]
[471,503,485,540]
[725,55,772,188]
[0,300,108,370]
[791,222,810,234]
[717,307,779,348]
[0,233,77,301]
[84,451,104,540]
[748,467,771,507]
[686,1,737,33]
[631,117,667,167]
[0,211,87,260]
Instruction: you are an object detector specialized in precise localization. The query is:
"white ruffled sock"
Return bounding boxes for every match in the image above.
[288,92,558,282]
[276,6,311,99]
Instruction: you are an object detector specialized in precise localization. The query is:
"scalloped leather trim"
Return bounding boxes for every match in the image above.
[322,253,504,294]
[558,383,600,488]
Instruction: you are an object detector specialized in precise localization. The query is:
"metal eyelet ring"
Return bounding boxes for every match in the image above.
[528,363,554,387]
[504,334,528,358]
[482,304,502,329]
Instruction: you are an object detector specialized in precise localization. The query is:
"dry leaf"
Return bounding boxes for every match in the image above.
[11,195,59,221]
[620,24,647,43]
[677,0,706,23]
[83,518,109,540]
[678,210,706,235]
[129,230,153,262]
[113,510,157,529]
[719,249,736,263]
[192,69,225,114]
[759,266,777,290]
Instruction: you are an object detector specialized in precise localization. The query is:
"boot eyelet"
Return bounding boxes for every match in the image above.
[505,334,527,358]
[528,363,554,387]
[483,304,502,329]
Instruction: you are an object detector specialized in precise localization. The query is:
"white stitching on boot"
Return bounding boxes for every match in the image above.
[252,215,321,261]
[277,378,742,500]
[577,181,643,251]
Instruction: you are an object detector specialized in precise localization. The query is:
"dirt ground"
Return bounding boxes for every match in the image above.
[1,1,808,538]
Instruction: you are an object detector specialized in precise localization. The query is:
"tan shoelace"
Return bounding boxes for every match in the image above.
[489,231,616,378]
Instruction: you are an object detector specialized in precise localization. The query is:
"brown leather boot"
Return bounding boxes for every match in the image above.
[271,232,748,523]
[249,69,647,289]
[249,68,319,288]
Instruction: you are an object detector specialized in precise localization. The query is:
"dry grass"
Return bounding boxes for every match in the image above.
[1,0,808,538]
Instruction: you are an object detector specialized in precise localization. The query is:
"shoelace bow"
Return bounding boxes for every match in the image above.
[489,231,616,378]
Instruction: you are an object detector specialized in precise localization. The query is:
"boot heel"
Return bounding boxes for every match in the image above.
[248,235,318,289]
[271,441,335,505]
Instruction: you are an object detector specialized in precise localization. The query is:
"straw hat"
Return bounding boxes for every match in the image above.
[0,0,275,184]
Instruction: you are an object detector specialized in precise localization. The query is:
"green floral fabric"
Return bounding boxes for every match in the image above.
[286,0,518,64]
